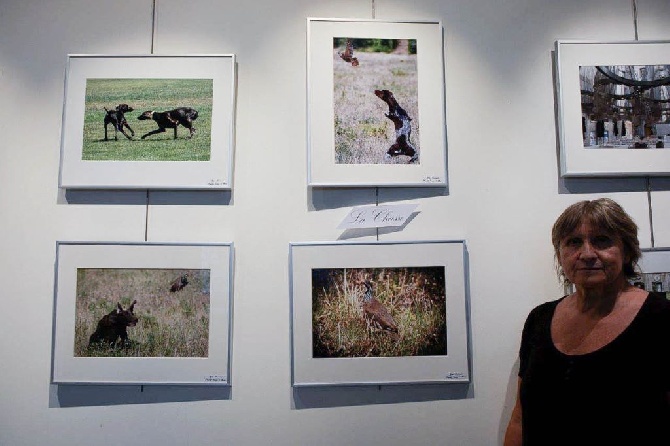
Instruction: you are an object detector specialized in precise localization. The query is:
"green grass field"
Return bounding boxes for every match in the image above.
[312,267,446,358]
[82,78,213,161]
[74,268,210,358]
[333,40,419,164]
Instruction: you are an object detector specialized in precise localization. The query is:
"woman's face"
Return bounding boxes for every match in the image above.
[558,220,628,290]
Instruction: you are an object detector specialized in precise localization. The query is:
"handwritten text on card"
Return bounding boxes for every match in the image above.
[337,204,418,229]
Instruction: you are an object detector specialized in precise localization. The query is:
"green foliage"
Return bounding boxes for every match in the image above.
[82,78,213,161]
[367,39,396,53]
[333,38,417,54]
[74,268,210,358]
[334,38,397,53]
[312,267,446,358]
[408,39,417,55]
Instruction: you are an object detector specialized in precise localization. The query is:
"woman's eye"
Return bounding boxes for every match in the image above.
[564,238,581,247]
[592,236,613,248]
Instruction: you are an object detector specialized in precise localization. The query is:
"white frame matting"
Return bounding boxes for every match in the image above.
[59,54,236,190]
[638,248,670,294]
[555,40,670,177]
[307,18,448,187]
[289,240,470,387]
[51,242,233,385]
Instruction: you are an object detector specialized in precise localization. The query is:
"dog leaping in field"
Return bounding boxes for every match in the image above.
[374,89,418,163]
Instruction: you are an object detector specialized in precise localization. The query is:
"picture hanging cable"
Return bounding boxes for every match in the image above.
[144,190,150,242]
[151,0,157,54]
[632,1,654,248]
[646,177,655,248]
[371,0,376,19]
[145,0,158,243]
[631,0,639,41]
[375,187,380,241]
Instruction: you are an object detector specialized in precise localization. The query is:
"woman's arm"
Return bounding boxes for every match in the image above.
[503,378,523,446]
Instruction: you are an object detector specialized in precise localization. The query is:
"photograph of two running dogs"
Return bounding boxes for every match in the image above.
[103,104,198,142]
[82,78,213,161]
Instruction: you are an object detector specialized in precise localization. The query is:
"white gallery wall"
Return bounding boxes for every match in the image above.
[1,0,670,444]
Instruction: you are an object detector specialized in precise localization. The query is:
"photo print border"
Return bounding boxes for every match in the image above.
[51,241,233,385]
[289,240,470,387]
[555,40,670,177]
[307,18,448,187]
[637,248,670,299]
[59,54,236,190]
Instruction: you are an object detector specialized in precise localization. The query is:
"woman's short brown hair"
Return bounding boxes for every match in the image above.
[551,198,641,285]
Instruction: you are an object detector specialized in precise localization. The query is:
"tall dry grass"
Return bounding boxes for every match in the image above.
[312,267,445,358]
[333,47,419,164]
[75,268,210,358]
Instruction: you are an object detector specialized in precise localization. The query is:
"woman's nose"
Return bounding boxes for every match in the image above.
[579,241,596,258]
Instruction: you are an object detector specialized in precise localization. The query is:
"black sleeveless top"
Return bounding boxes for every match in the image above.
[518,292,670,445]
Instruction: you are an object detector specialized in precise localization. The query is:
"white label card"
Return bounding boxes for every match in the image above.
[337,204,419,229]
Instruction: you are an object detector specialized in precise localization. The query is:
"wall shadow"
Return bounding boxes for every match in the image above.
[291,381,472,410]
[309,186,448,212]
[60,189,233,206]
[497,360,520,445]
[50,383,231,408]
[57,189,233,206]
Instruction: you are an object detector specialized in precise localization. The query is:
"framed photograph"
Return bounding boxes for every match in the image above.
[59,54,236,189]
[636,248,670,300]
[555,40,670,177]
[289,240,470,386]
[307,18,448,187]
[51,242,233,385]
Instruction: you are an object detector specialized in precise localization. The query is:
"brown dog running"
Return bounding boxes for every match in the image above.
[137,107,199,139]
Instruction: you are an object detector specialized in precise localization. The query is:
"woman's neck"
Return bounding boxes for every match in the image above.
[572,277,631,316]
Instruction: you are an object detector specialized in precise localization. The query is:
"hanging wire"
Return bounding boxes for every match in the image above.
[151,0,157,54]
[372,0,378,241]
[631,0,657,248]
[631,0,639,41]
[375,187,380,241]
[145,0,158,242]
[144,190,150,242]
[647,178,655,248]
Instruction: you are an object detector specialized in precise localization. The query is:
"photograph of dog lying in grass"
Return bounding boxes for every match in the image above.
[333,38,419,164]
[81,78,212,161]
[311,266,445,358]
[74,268,210,358]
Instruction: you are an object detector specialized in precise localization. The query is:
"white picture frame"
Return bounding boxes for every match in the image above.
[637,248,670,297]
[51,241,233,385]
[307,18,448,187]
[289,240,470,387]
[555,40,670,177]
[59,54,236,190]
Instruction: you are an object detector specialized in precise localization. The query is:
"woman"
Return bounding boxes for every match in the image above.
[504,198,670,446]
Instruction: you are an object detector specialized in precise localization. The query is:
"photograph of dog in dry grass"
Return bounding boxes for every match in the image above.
[311,266,445,358]
[333,38,419,164]
[74,268,210,358]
